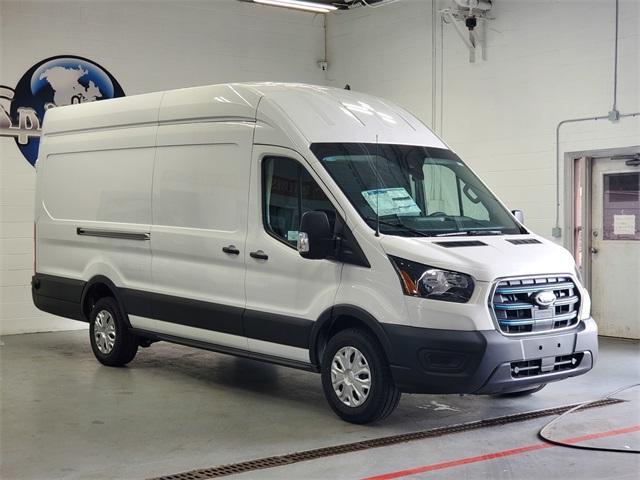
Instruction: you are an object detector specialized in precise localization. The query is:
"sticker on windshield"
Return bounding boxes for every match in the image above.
[362,188,421,217]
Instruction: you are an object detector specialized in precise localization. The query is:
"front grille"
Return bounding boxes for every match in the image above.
[511,353,584,378]
[491,276,580,334]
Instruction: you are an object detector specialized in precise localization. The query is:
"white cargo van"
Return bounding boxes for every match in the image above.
[33,83,597,423]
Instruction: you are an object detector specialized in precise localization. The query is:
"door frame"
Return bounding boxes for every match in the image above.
[563,145,640,291]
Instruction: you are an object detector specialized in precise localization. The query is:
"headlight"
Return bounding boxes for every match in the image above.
[389,256,475,303]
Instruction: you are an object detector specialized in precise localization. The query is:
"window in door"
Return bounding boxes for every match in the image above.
[603,172,640,240]
[263,157,336,248]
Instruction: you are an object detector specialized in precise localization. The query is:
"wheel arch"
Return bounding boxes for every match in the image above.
[80,275,130,326]
[309,305,392,368]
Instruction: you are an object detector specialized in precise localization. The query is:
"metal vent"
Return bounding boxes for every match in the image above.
[434,240,487,248]
[491,276,580,335]
[506,238,542,245]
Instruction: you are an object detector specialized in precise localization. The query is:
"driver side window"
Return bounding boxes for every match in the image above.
[262,156,336,248]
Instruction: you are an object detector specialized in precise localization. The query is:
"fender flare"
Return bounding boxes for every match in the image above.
[309,304,392,366]
[80,275,131,327]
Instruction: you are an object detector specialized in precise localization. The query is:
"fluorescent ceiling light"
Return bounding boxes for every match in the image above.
[253,0,337,14]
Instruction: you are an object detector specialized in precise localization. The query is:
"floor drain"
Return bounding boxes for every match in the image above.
[149,398,623,480]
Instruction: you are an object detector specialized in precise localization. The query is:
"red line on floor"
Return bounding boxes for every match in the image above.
[362,424,640,480]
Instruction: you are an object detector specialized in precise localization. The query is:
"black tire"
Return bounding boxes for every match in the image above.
[498,383,547,397]
[321,328,400,424]
[89,297,138,367]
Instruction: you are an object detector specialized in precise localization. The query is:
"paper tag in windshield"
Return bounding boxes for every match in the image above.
[362,188,421,217]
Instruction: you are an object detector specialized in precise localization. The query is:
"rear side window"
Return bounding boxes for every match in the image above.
[262,156,336,248]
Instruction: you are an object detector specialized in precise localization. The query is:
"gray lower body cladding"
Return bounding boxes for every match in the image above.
[385,319,598,394]
[32,272,598,395]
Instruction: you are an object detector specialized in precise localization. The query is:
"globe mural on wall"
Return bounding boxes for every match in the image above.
[0,55,125,166]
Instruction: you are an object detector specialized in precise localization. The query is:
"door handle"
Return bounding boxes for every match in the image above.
[222,245,240,255]
[250,250,269,260]
[590,247,598,254]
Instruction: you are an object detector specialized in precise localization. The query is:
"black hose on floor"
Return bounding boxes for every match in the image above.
[538,383,640,454]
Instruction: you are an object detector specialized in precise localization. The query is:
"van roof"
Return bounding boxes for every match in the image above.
[42,82,446,148]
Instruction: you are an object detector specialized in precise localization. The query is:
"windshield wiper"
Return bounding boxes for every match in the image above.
[435,230,504,237]
[363,216,431,237]
[363,216,504,238]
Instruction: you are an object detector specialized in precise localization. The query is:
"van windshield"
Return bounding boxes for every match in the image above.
[311,143,525,237]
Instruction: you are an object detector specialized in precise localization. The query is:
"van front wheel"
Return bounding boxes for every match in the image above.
[89,297,138,367]
[321,328,400,424]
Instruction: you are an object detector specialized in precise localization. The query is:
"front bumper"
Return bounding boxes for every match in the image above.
[383,317,598,394]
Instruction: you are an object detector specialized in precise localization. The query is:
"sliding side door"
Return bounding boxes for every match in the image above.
[130,121,253,349]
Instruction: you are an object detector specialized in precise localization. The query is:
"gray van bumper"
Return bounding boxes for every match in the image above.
[384,318,598,395]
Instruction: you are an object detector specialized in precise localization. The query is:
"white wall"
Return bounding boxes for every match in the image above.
[0,0,326,335]
[327,0,639,237]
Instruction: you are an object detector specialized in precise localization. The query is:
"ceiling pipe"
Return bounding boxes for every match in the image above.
[610,0,620,119]
[432,0,437,130]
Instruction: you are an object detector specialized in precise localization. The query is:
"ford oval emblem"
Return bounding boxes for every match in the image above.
[534,291,557,308]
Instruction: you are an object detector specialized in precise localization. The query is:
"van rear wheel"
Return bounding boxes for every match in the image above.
[321,328,400,424]
[89,297,138,367]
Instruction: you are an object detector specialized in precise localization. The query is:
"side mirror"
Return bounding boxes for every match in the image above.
[511,209,524,224]
[298,211,332,259]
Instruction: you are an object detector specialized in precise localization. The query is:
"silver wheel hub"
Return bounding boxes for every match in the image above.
[331,346,371,407]
[94,310,116,354]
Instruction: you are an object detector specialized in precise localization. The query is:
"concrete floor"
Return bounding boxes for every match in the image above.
[234,394,640,480]
[1,331,638,479]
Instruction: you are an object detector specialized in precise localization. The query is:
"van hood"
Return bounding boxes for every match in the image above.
[380,234,577,282]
